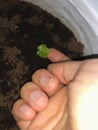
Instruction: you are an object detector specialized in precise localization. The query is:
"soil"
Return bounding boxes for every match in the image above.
[0,0,84,130]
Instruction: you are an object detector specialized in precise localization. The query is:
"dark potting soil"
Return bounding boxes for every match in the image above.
[0,0,84,129]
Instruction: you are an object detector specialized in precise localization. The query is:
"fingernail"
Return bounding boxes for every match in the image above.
[40,76,54,87]
[30,91,44,105]
[20,104,30,113]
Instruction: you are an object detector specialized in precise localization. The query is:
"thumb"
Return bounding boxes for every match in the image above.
[47,48,82,84]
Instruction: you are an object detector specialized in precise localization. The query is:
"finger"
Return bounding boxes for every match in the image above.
[28,87,68,130]
[32,69,61,96]
[20,82,49,112]
[12,99,35,130]
[12,99,36,121]
[17,120,32,130]
[47,48,82,84]
[48,48,70,62]
[48,61,82,84]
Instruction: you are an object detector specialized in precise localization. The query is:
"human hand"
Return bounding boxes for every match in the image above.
[12,49,98,130]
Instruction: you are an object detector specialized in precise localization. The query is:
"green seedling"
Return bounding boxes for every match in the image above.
[37,44,50,58]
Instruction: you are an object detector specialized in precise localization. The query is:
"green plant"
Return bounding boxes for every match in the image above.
[37,44,50,58]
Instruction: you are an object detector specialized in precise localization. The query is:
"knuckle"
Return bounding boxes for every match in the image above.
[32,69,47,79]
[20,82,33,94]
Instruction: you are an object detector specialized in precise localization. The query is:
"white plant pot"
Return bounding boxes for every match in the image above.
[24,0,98,55]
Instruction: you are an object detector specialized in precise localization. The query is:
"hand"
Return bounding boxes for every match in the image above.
[12,49,98,130]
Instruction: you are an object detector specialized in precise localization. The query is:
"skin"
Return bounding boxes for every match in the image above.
[12,49,98,130]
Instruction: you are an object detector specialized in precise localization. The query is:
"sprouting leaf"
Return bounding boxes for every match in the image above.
[37,44,50,58]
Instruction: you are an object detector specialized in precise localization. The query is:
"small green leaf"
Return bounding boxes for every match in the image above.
[37,44,50,58]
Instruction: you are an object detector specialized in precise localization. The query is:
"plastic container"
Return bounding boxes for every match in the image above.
[24,0,98,55]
